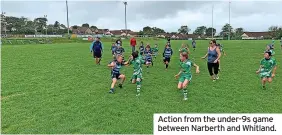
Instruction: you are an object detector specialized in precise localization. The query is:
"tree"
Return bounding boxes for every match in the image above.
[205,27,216,37]
[234,27,244,39]
[193,26,206,36]
[143,26,153,35]
[137,30,144,36]
[54,21,60,28]
[72,25,78,29]
[220,23,234,39]
[178,25,190,34]
[82,23,89,28]
[268,26,282,39]
[151,27,165,35]
[90,26,98,29]
[60,24,67,29]
[34,17,48,33]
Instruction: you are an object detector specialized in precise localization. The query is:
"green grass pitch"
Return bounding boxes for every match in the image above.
[1,40,282,134]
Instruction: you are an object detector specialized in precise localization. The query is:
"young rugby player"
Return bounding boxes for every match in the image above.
[108,55,130,94]
[175,52,200,100]
[129,51,145,96]
[152,44,159,59]
[144,44,153,72]
[256,51,277,90]
[163,44,173,70]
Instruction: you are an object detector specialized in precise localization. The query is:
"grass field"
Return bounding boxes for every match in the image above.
[1,39,282,134]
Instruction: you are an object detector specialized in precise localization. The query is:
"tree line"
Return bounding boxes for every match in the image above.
[1,15,282,39]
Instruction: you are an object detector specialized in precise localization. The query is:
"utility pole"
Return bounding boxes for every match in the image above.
[66,0,70,39]
[123,1,127,37]
[212,5,214,39]
[1,12,7,36]
[228,0,231,40]
[44,15,47,36]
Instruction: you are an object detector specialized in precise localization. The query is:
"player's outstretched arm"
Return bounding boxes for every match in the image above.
[193,63,200,73]
[256,65,262,74]
[272,65,277,77]
[108,62,115,68]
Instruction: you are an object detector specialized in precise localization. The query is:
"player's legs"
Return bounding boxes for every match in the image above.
[182,79,190,100]
[261,77,267,89]
[118,74,126,88]
[267,77,272,83]
[109,78,117,93]
[136,75,142,96]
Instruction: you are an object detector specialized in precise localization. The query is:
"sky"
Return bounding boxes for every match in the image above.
[1,0,282,34]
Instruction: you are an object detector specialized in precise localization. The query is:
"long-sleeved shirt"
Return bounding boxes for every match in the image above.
[163,48,173,58]
[90,41,104,52]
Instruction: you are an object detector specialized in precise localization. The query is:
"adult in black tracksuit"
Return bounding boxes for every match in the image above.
[90,37,103,65]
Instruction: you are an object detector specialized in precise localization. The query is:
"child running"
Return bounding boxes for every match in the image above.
[144,44,153,72]
[163,44,173,70]
[129,51,145,96]
[114,45,125,61]
[216,43,226,71]
[108,55,130,94]
[111,42,117,56]
[175,52,200,100]
[256,51,277,90]
[139,41,145,55]
[152,44,159,59]
[192,40,196,51]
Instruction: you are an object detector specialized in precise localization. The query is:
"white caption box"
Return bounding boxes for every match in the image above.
[154,114,282,135]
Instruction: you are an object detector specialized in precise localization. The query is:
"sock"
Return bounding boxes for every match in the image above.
[110,88,114,92]
[136,81,141,93]
[183,88,188,98]
[166,64,168,69]
[152,62,153,66]
[98,58,101,64]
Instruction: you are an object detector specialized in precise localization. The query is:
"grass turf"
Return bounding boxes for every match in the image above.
[1,40,282,134]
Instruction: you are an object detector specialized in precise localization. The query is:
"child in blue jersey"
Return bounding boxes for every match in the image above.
[114,45,125,61]
[163,44,173,70]
[192,40,196,51]
[144,44,153,72]
[111,42,117,56]
[139,41,145,55]
[107,55,130,94]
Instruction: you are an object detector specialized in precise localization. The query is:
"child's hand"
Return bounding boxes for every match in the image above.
[272,73,275,78]
[256,70,260,74]
[174,74,179,79]
[196,69,200,74]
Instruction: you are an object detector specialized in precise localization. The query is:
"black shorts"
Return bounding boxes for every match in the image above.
[94,51,102,58]
[193,46,196,48]
[111,73,121,79]
[163,57,170,63]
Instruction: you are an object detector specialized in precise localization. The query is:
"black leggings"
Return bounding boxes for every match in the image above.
[207,62,219,76]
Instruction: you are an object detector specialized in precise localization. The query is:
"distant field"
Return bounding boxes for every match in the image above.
[1,40,282,134]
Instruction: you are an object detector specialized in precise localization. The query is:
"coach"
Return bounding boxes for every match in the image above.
[130,37,137,53]
[90,37,103,65]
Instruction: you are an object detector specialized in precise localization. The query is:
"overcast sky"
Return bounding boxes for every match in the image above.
[1,0,282,34]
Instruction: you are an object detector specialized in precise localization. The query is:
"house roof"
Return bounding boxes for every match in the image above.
[110,30,123,35]
[243,32,271,37]
[128,31,138,35]
[78,27,90,33]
